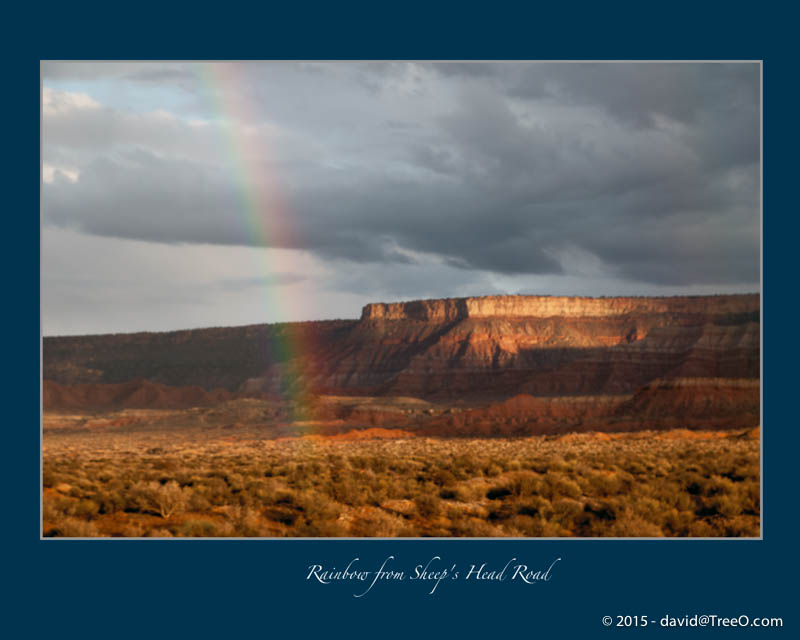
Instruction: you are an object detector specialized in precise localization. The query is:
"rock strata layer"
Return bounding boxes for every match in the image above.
[362,294,758,321]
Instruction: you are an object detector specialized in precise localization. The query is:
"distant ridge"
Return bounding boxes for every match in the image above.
[44,293,759,401]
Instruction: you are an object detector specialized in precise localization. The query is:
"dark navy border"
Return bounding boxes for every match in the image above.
[11,4,792,636]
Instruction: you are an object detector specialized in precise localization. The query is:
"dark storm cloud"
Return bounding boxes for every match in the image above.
[505,63,758,128]
[42,62,760,288]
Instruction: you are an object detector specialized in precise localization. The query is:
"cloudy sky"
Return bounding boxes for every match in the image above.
[42,62,760,336]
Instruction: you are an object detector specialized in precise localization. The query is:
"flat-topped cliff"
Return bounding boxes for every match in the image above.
[44,293,759,401]
[361,294,760,321]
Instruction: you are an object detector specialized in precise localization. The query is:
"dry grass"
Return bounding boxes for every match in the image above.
[42,426,760,538]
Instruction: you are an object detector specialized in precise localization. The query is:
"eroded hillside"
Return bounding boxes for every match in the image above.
[44,294,759,402]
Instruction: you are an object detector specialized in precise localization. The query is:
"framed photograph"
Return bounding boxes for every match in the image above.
[41,60,761,540]
[16,6,792,636]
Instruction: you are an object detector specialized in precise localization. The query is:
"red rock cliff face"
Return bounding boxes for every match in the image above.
[362,294,758,320]
[44,294,759,401]
[313,294,759,398]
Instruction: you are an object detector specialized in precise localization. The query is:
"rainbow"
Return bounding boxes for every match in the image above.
[194,62,312,422]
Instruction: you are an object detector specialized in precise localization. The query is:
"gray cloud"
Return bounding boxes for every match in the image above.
[43,62,760,294]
